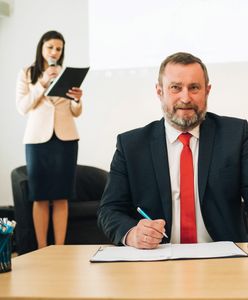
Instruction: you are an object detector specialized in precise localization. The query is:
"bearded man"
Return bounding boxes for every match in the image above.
[98,52,248,249]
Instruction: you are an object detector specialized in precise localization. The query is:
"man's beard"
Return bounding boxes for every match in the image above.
[164,102,207,131]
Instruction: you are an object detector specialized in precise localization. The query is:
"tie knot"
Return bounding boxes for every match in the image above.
[178,132,191,146]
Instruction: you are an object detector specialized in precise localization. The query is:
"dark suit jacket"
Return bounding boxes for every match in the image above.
[98,112,248,245]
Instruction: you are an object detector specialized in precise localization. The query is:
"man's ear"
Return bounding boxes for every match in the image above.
[156,84,163,97]
[206,84,211,96]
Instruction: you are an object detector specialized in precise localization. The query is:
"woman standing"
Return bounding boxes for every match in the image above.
[16,30,83,249]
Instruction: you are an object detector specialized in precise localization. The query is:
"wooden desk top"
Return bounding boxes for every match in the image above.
[1,244,248,300]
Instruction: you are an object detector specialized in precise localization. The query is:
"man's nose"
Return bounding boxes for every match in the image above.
[180,88,191,103]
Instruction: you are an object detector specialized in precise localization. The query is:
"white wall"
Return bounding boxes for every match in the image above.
[89,0,248,69]
[0,0,248,206]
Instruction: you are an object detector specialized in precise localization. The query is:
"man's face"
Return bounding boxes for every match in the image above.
[156,62,211,131]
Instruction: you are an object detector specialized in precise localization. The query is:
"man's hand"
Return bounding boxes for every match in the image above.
[126,219,166,249]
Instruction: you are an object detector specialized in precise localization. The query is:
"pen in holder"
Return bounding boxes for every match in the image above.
[0,218,16,273]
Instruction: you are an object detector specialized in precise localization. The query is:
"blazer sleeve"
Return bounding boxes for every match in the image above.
[97,134,138,245]
[16,68,46,115]
[70,99,83,117]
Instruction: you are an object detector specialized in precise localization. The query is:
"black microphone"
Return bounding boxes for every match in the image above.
[48,58,57,66]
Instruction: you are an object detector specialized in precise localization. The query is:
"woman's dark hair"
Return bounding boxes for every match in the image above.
[28,30,65,84]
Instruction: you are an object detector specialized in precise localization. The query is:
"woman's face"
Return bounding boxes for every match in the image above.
[42,39,64,68]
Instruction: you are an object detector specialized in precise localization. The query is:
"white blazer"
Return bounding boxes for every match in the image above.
[16,68,82,144]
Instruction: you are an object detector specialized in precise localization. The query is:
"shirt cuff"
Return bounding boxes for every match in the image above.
[121,227,135,246]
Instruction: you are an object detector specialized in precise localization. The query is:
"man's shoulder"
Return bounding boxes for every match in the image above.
[119,118,164,140]
[206,112,247,126]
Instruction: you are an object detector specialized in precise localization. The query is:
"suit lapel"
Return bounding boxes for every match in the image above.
[52,97,63,105]
[45,97,62,107]
[198,115,216,204]
[150,119,172,236]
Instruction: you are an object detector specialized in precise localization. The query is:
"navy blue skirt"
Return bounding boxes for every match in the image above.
[25,134,78,202]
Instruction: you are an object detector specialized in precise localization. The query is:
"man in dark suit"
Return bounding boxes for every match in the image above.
[98,52,248,249]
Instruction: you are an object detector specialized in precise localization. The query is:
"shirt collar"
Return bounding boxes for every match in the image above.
[164,118,200,144]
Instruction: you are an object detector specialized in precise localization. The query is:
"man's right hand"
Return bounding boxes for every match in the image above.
[126,219,166,249]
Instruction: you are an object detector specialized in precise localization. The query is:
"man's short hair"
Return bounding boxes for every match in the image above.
[158,52,209,87]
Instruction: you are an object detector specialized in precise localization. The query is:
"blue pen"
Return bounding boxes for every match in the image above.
[137,207,168,238]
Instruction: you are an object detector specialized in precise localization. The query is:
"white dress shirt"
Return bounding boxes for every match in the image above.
[164,119,212,243]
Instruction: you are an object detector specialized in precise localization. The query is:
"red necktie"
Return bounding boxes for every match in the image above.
[178,133,197,243]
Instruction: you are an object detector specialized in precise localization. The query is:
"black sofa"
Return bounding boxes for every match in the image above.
[11,165,111,255]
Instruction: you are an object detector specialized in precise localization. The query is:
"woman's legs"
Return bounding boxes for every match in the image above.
[52,199,68,245]
[33,200,49,249]
[33,199,68,248]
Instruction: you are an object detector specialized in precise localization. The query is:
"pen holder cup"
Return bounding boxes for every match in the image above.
[0,233,12,273]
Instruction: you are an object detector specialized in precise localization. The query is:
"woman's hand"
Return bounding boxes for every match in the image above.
[66,87,83,102]
[40,66,61,88]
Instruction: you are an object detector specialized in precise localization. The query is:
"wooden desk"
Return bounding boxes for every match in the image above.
[1,244,248,300]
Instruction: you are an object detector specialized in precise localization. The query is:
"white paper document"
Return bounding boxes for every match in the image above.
[90,241,247,262]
